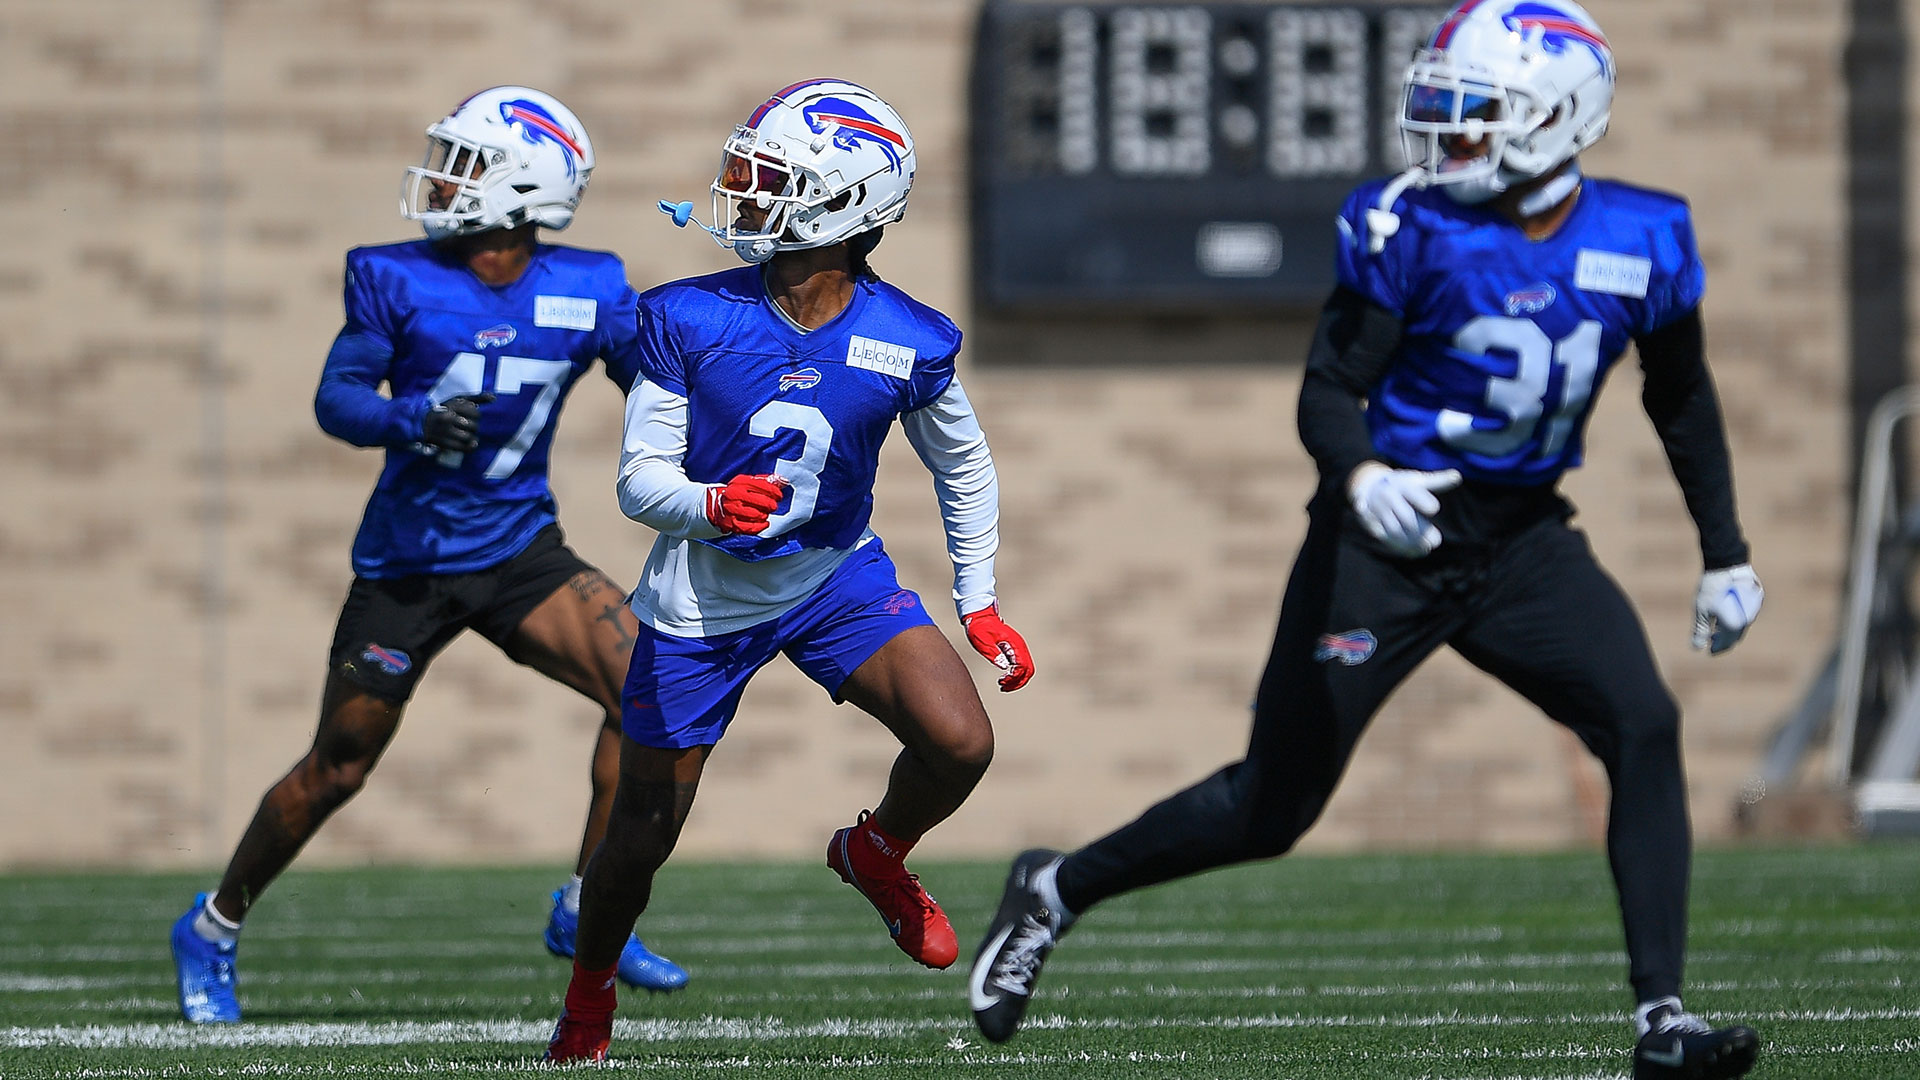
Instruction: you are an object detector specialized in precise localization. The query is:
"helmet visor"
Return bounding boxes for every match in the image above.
[708,129,812,246]
[1398,62,1514,182]
[718,149,791,198]
[1405,85,1503,127]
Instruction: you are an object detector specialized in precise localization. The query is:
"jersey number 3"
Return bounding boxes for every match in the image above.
[1438,317,1602,459]
[748,401,834,537]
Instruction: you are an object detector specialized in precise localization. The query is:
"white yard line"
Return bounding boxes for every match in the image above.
[10,1006,1920,1051]
[0,1050,1652,1080]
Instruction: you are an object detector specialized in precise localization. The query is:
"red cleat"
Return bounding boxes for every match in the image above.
[543,1008,611,1064]
[545,961,616,1063]
[827,811,959,969]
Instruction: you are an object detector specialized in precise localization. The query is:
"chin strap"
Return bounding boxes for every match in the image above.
[1512,161,1582,218]
[1365,167,1427,254]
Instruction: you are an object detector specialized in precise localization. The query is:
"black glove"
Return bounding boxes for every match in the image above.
[421,393,493,453]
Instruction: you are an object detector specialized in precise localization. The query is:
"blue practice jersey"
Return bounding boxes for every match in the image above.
[1337,177,1706,485]
[316,240,642,578]
[636,266,960,562]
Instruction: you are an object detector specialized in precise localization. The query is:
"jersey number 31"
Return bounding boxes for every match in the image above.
[1438,316,1602,459]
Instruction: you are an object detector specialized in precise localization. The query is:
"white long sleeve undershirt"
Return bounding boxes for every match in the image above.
[616,379,724,541]
[899,378,1000,617]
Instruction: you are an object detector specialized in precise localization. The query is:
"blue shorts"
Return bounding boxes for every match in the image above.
[620,541,937,749]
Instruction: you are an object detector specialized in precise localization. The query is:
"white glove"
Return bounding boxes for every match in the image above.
[1347,462,1463,559]
[1692,564,1763,655]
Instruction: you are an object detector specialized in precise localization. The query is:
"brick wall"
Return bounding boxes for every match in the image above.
[0,0,1853,868]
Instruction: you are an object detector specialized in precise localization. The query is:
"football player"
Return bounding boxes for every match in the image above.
[543,78,1033,1063]
[169,86,688,1025]
[970,5,1763,1079]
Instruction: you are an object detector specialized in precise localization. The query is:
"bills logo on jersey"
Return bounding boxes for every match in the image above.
[360,644,412,676]
[1314,629,1377,666]
[802,97,908,171]
[778,367,822,393]
[499,99,585,178]
[473,324,517,349]
[1504,284,1556,316]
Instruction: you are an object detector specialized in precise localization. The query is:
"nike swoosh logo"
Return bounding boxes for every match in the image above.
[1640,1038,1686,1067]
[1723,587,1746,621]
[968,923,1016,1012]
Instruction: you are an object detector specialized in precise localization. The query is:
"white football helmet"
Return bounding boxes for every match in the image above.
[699,79,915,263]
[401,86,594,240]
[1399,0,1614,203]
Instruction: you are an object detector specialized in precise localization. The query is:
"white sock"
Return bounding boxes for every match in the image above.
[561,875,584,915]
[1029,857,1073,926]
[193,895,242,944]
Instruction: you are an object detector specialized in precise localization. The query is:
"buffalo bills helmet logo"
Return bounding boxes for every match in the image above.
[1434,2,1612,74]
[801,97,908,172]
[1504,283,1556,316]
[499,99,585,178]
[473,324,517,349]
[778,367,822,393]
[1502,3,1613,72]
[1314,630,1377,666]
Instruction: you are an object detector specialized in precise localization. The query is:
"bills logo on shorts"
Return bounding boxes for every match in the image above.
[882,590,919,615]
[1314,629,1377,666]
[778,367,822,393]
[361,644,413,676]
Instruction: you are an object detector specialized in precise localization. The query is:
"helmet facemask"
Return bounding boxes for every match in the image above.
[1399,54,1553,204]
[402,131,519,240]
[709,127,811,263]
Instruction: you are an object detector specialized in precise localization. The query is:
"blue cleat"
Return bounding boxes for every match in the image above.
[169,892,240,1024]
[543,888,689,993]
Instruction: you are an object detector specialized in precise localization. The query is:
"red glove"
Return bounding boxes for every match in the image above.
[961,605,1034,692]
[705,474,785,534]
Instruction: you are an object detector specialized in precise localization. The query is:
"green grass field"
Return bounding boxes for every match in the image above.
[3,845,1917,1079]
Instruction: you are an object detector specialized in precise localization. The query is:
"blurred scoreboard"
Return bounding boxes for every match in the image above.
[970,1,1447,314]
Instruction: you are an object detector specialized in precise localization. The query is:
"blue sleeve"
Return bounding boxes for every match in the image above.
[907,327,960,412]
[313,253,428,447]
[635,292,687,395]
[1645,202,1707,332]
[1333,184,1412,315]
[599,280,644,394]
